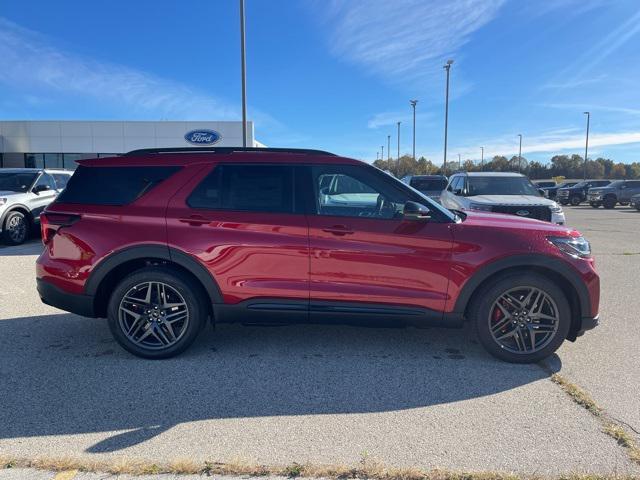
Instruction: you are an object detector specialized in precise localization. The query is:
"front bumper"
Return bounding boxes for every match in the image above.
[37,278,96,317]
[551,211,566,225]
[571,315,599,340]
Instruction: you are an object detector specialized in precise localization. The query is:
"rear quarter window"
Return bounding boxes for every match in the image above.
[56,166,180,206]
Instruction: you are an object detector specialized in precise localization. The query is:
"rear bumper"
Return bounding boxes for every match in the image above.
[37,278,96,317]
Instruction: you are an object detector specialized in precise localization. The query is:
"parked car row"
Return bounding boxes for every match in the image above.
[0,168,73,245]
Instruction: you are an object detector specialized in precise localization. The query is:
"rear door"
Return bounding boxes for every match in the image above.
[166,163,310,309]
[304,164,453,316]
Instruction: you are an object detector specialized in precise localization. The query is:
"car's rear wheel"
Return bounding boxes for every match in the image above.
[2,211,30,245]
[470,273,571,363]
[589,202,600,208]
[107,267,207,359]
[603,196,617,209]
[559,200,569,206]
[570,196,581,206]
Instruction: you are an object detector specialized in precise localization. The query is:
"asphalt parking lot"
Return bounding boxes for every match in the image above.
[0,206,639,476]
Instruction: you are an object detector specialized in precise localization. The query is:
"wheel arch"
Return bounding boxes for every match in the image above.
[85,245,223,318]
[0,204,34,227]
[455,255,590,339]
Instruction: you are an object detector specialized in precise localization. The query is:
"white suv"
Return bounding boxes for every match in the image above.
[0,168,72,245]
[440,172,566,225]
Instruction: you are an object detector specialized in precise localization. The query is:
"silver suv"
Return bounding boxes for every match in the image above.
[0,168,72,245]
[440,172,566,224]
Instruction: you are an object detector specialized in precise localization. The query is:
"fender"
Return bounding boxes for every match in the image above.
[452,254,592,318]
[84,244,223,304]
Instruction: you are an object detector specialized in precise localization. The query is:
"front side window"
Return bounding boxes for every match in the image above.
[188,164,294,213]
[311,165,407,219]
[33,173,56,192]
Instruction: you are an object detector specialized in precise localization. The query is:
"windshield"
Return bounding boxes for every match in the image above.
[558,182,577,188]
[605,181,624,188]
[0,172,38,192]
[410,177,447,192]
[466,176,540,196]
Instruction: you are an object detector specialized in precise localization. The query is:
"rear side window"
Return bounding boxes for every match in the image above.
[410,177,447,191]
[188,164,294,213]
[56,166,180,205]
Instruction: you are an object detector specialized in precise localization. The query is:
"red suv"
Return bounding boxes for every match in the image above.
[36,148,599,362]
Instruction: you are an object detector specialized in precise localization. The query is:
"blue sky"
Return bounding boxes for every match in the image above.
[1,0,639,164]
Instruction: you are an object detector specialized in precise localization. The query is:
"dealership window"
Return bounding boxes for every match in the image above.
[25,153,45,168]
[45,153,63,169]
[62,153,90,170]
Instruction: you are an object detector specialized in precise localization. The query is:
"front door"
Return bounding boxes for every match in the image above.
[305,164,453,317]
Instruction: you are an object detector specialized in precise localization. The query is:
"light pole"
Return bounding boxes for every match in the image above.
[410,100,418,161]
[443,59,454,172]
[517,134,522,172]
[458,153,461,171]
[240,0,248,147]
[583,112,590,180]
[397,121,401,169]
[481,146,484,171]
[381,145,384,163]
[376,151,379,161]
[387,135,391,161]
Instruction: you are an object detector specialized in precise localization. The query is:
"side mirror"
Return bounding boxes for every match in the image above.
[403,201,431,221]
[538,188,546,197]
[452,188,463,196]
[33,184,51,194]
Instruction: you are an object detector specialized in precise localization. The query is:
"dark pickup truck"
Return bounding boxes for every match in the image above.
[557,180,611,206]
[587,180,640,209]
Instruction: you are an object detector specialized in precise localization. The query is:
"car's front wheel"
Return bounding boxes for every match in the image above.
[590,202,600,208]
[470,273,571,363]
[570,196,581,206]
[603,196,617,209]
[2,211,30,245]
[107,267,207,359]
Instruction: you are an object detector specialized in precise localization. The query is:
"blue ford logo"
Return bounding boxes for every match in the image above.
[516,210,530,216]
[184,129,221,145]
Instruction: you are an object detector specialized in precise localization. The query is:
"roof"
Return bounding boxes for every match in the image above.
[405,174,447,179]
[0,168,71,173]
[456,172,525,177]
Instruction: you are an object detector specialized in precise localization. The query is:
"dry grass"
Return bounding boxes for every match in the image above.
[550,374,602,416]
[2,454,640,479]
[603,423,640,465]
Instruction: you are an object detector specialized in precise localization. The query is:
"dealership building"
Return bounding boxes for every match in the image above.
[0,120,259,170]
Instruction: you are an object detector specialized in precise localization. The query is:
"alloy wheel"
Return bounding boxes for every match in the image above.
[488,286,560,354]
[118,281,190,350]
[7,215,27,243]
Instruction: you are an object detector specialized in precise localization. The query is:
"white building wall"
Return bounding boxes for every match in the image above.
[0,120,256,154]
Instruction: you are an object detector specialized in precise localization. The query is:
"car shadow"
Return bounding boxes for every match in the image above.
[0,239,43,256]
[0,313,560,454]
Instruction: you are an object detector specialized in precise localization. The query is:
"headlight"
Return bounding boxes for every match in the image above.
[468,202,493,212]
[0,198,7,206]
[549,202,563,213]
[548,235,591,259]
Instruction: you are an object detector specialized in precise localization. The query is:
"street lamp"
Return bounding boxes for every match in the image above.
[481,146,484,171]
[517,134,522,172]
[443,59,454,172]
[584,112,590,180]
[410,100,418,161]
[240,0,248,147]
[397,121,401,169]
[458,153,461,171]
[387,135,391,161]
[381,145,384,162]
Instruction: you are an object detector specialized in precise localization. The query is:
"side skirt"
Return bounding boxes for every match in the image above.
[213,299,463,329]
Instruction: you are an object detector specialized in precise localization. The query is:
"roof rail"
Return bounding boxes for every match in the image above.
[123,147,336,157]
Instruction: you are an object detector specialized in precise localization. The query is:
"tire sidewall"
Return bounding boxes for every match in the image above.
[603,197,616,209]
[107,267,207,359]
[3,211,29,245]
[570,196,581,206]
[472,273,571,363]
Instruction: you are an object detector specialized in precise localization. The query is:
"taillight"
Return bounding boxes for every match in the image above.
[40,212,80,245]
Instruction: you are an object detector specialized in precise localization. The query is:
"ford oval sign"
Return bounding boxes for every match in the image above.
[184,129,221,145]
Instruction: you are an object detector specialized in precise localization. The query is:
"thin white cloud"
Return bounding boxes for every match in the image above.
[367,110,433,129]
[0,17,238,120]
[541,103,640,116]
[318,0,505,88]
[453,131,640,160]
[541,74,607,90]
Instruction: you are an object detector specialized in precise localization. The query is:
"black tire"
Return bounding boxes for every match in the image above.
[603,196,617,209]
[107,266,208,359]
[589,202,600,208]
[559,200,569,206]
[2,210,30,245]
[636,206,640,212]
[570,196,581,206]
[469,273,571,363]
